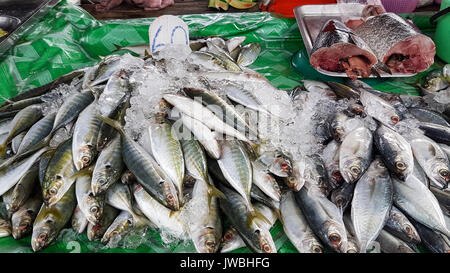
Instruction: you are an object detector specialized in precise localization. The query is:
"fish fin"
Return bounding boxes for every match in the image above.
[96,115,125,135]
[206,183,226,199]
[69,165,94,180]
[0,95,14,104]
[247,208,270,228]
[0,141,7,158]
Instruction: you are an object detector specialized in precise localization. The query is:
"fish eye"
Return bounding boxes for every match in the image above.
[439,169,449,178]
[262,243,271,253]
[55,175,62,180]
[224,232,233,241]
[98,178,106,184]
[395,161,407,171]
[335,197,344,207]
[90,206,99,213]
[329,234,341,243]
[350,166,360,175]
[49,188,57,195]
[404,225,412,234]
[312,245,322,253]
[280,163,289,169]
[82,156,91,164]
[19,222,28,228]
[111,231,119,236]
[38,233,47,240]
[332,170,342,180]
[105,164,112,169]
[167,194,174,200]
[391,115,400,123]
[206,241,215,248]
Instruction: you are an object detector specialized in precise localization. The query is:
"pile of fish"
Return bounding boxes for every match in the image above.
[310,12,436,79]
[0,33,448,254]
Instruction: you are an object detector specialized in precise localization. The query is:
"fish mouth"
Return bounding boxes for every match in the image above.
[32,232,49,252]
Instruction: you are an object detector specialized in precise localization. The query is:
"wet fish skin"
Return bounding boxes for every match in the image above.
[219,227,245,253]
[294,182,348,253]
[252,161,281,202]
[360,90,400,129]
[412,158,429,187]
[76,173,105,225]
[322,140,344,189]
[217,140,253,210]
[326,82,361,100]
[180,136,209,183]
[258,151,293,178]
[71,205,88,234]
[280,191,323,253]
[52,91,95,133]
[42,139,77,206]
[393,175,450,238]
[374,125,414,180]
[384,206,421,244]
[3,164,39,215]
[331,182,355,214]
[0,96,43,113]
[223,84,274,117]
[410,218,448,253]
[218,183,276,253]
[101,210,134,246]
[0,216,11,238]
[419,122,450,146]
[17,112,56,155]
[377,229,417,253]
[11,131,26,155]
[31,184,76,252]
[92,135,124,195]
[408,107,450,127]
[429,186,450,211]
[410,136,450,189]
[0,105,43,157]
[339,126,373,184]
[351,158,393,253]
[11,192,42,239]
[87,205,119,241]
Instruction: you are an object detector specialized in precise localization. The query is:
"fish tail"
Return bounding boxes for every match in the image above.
[69,165,94,180]
[96,115,125,135]
[247,206,270,228]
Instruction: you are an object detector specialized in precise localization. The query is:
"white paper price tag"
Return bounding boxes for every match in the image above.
[149,15,190,54]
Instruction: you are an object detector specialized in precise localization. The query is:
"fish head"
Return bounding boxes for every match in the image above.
[331,192,350,212]
[101,217,133,246]
[84,192,104,224]
[92,163,118,195]
[341,158,364,183]
[300,235,323,253]
[324,220,348,253]
[43,176,65,205]
[88,223,104,241]
[269,155,292,177]
[430,158,450,188]
[11,210,32,239]
[401,222,421,243]
[255,228,277,253]
[193,227,219,253]
[161,181,180,211]
[74,145,96,171]
[0,218,11,237]
[120,170,136,185]
[330,169,344,187]
[219,228,240,252]
[31,218,56,252]
[283,174,302,192]
[393,155,413,180]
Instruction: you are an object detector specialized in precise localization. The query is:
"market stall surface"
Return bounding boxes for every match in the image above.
[0,0,441,253]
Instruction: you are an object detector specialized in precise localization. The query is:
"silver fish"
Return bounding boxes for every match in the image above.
[376,229,416,253]
[87,204,119,241]
[75,172,105,225]
[384,206,421,244]
[252,161,281,202]
[360,90,400,129]
[11,192,42,239]
[237,43,261,67]
[71,205,88,234]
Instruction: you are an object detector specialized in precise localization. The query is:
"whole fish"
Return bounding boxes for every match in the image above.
[410,135,450,189]
[179,113,221,159]
[0,216,11,238]
[11,192,42,239]
[218,183,276,253]
[91,135,124,195]
[31,184,76,252]
[163,94,250,143]
[101,210,134,246]
[147,117,185,201]
[183,87,257,137]
[384,206,421,244]
[0,148,47,196]
[294,182,348,252]
[374,125,414,180]
[326,82,360,100]
[339,126,373,183]
[237,43,261,67]
[0,96,43,113]
[393,175,450,238]
[75,172,105,225]
[132,184,185,237]
[217,140,253,210]
[360,90,400,129]
[72,102,103,170]
[87,205,119,241]
[99,116,180,211]
[42,139,77,206]
[280,191,323,253]
[52,91,95,132]
[17,112,56,155]
[88,55,122,87]
[376,230,417,253]
[2,164,38,214]
[71,205,88,234]
[0,105,43,157]
[186,179,222,253]
[408,107,450,127]
[351,158,393,253]
[419,122,450,145]
[252,160,281,202]
[223,84,274,117]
